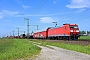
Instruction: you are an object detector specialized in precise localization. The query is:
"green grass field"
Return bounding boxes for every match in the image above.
[79,36,90,40]
[31,40,90,55]
[0,39,41,60]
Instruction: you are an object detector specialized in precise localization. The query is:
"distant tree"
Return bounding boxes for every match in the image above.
[87,31,90,34]
[80,30,86,34]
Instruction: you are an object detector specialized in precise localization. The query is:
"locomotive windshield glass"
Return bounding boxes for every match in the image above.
[70,26,78,28]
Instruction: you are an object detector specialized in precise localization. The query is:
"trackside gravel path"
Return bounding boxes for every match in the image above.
[31,43,90,60]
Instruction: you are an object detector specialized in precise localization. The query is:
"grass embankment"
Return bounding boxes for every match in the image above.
[79,36,90,40]
[0,39,41,60]
[31,40,90,55]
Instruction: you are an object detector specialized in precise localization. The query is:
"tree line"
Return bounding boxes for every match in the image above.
[80,31,90,35]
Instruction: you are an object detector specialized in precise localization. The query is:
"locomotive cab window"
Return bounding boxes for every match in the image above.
[70,26,78,29]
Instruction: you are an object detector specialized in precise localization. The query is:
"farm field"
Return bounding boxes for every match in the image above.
[31,39,90,55]
[0,39,41,60]
[79,36,90,40]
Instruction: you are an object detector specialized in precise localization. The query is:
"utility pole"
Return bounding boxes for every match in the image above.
[3,34,5,38]
[24,18,29,39]
[24,31,25,34]
[52,22,57,27]
[10,32,11,36]
[31,31,34,35]
[0,35,1,38]
[7,33,8,38]
[37,25,38,30]
[17,27,20,39]
[9,32,11,38]
[13,31,14,38]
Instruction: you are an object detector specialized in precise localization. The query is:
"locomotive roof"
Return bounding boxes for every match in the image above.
[63,23,78,25]
[48,24,78,30]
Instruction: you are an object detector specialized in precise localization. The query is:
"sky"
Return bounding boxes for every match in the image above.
[0,0,90,37]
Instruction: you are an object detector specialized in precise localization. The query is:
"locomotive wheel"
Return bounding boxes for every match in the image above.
[61,37,63,40]
[67,36,71,40]
[75,37,78,40]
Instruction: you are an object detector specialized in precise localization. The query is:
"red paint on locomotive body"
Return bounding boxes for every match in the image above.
[48,25,70,37]
[33,24,80,40]
[48,24,80,37]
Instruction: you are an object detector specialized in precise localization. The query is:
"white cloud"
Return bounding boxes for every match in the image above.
[0,12,3,18]
[0,12,3,14]
[0,10,18,18]
[0,24,24,28]
[54,1,56,4]
[15,12,69,17]
[0,16,3,19]
[76,9,86,13]
[66,0,90,8]
[83,19,89,22]
[15,0,22,4]
[22,5,30,9]
[40,17,55,23]
[0,24,10,25]
[2,10,19,16]
[12,25,22,27]
[53,0,59,4]
[5,20,11,22]
[15,0,30,9]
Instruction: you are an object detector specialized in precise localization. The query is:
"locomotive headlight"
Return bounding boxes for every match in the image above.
[70,30,73,32]
[76,30,79,32]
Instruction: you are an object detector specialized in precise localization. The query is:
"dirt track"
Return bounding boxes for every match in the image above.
[31,44,90,60]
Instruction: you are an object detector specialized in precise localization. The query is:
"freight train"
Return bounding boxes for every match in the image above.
[33,24,80,40]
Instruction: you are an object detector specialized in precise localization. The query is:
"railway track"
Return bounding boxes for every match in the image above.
[30,39,90,46]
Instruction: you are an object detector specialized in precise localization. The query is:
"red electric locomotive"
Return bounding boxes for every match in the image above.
[33,24,80,40]
[47,24,80,40]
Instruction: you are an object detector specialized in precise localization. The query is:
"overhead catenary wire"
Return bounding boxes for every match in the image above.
[35,0,48,13]
[31,0,44,15]
[30,0,48,16]
[24,0,48,37]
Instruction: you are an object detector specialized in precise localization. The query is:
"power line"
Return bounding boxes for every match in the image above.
[34,0,48,14]
[30,0,48,16]
[20,31,25,34]
[23,0,47,38]
[30,25,39,30]
[31,0,44,15]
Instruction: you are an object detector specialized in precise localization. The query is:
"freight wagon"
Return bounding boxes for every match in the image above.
[33,31,47,39]
[33,24,80,40]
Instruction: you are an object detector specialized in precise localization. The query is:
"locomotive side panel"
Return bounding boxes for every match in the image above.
[48,25,70,36]
[48,27,64,36]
